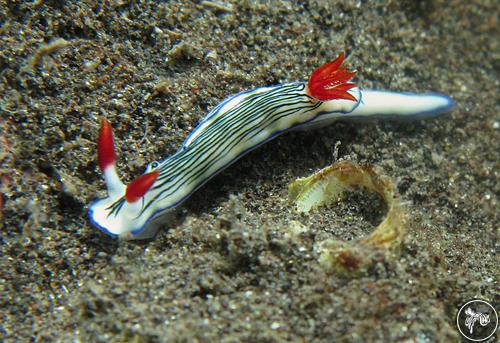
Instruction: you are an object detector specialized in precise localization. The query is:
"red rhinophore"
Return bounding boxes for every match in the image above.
[98,118,116,172]
[125,170,159,203]
[307,53,357,102]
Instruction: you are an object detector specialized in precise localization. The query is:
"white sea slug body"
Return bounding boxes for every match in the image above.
[89,53,454,239]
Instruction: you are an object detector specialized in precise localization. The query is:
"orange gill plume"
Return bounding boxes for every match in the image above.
[307,52,357,102]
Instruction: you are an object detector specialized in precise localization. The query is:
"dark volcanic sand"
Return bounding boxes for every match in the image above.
[1,1,498,342]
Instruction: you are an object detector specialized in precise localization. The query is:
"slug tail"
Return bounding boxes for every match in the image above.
[349,90,455,119]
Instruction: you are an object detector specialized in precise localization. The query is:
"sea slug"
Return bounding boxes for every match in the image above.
[89,53,454,239]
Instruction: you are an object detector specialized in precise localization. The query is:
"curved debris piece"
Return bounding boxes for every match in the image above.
[288,161,406,275]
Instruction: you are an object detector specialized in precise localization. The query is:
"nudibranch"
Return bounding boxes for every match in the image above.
[89,53,454,239]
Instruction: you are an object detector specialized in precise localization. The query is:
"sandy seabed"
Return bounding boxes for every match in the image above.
[1,1,498,342]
